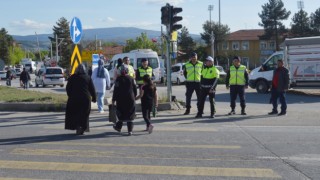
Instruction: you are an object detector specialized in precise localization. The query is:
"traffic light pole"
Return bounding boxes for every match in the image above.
[165,28,172,103]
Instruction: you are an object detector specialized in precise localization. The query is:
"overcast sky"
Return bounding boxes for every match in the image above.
[1,0,319,36]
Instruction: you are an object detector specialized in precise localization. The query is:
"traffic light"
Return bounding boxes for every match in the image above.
[170,6,183,33]
[161,5,170,26]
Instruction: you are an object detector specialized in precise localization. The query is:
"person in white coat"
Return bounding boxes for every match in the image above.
[91,59,111,113]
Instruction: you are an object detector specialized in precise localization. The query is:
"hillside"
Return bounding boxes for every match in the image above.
[12,27,201,50]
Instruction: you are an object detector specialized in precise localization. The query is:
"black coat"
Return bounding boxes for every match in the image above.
[20,71,30,82]
[65,73,96,130]
[272,67,289,92]
[112,75,137,121]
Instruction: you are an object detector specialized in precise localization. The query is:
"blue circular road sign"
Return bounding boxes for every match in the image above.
[70,17,82,44]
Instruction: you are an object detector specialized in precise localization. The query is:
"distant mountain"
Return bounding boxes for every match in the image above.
[12,27,202,50]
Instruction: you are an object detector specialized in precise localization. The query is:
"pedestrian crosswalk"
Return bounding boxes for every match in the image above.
[0,112,284,179]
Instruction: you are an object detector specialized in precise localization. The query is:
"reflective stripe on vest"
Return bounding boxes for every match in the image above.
[137,66,152,84]
[202,66,219,79]
[185,61,203,82]
[229,65,246,85]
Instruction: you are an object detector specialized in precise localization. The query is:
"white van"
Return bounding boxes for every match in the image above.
[106,49,161,82]
[21,59,36,73]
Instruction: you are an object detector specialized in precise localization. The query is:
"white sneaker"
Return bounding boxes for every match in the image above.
[98,110,105,113]
[148,125,154,134]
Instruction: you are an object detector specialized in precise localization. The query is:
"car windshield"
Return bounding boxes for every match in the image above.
[137,58,159,69]
[46,69,62,74]
[216,66,224,72]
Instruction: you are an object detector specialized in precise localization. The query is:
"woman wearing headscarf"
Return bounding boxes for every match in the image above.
[91,59,111,113]
[65,64,97,135]
[112,65,137,136]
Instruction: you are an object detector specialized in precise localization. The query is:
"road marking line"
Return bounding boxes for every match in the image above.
[0,178,48,180]
[43,126,218,132]
[39,142,241,149]
[11,148,258,162]
[0,160,281,178]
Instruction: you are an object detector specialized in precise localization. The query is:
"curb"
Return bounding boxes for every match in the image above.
[287,90,320,97]
[0,102,182,112]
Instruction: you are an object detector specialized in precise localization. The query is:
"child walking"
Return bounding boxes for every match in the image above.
[136,74,158,134]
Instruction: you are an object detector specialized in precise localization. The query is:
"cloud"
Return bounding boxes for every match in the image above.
[10,19,51,30]
[139,0,184,6]
[107,17,115,22]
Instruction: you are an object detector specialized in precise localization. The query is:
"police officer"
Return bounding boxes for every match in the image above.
[136,58,154,88]
[183,52,203,115]
[123,56,135,79]
[226,56,249,115]
[196,56,220,118]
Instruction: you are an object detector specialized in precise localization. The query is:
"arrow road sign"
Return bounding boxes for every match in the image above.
[70,17,82,44]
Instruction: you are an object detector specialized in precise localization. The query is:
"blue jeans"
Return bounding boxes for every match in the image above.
[271,88,287,113]
[23,81,29,89]
[97,92,105,112]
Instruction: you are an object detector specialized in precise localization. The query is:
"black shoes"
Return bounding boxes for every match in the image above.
[113,125,121,132]
[76,127,84,135]
[278,112,287,116]
[241,110,247,115]
[268,111,278,115]
[228,110,235,115]
[210,114,215,118]
[195,113,202,118]
[184,109,190,115]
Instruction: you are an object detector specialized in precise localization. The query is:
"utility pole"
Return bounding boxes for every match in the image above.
[35,32,41,61]
[208,5,214,59]
[55,34,64,62]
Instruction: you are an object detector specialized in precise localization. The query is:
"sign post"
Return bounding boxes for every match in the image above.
[69,17,83,74]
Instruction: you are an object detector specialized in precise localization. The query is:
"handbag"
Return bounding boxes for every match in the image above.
[108,104,118,123]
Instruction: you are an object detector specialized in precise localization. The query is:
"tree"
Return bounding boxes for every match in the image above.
[177,26,195,61]
[291,9,312,37]
[311,8,320,35]
[123,33,159,52]
[48,17,73,68]
[9,46,25,65]
[200,21,230,58]
[0,28,13,65]
[258,0,291,50]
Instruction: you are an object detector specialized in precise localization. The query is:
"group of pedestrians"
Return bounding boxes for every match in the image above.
[183,53,289,118]
[65,57,158,136]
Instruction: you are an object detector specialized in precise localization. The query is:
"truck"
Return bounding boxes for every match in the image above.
[249,36,320,93]
[105,49,161,82]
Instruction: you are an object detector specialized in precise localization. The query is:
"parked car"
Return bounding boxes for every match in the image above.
[215,65,227,79]
[35,67,65,87]
[0,71,6,80]
[171,63,185,85]
[15,67,22,76]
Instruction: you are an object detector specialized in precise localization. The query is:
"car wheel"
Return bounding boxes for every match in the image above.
[42,81,46,88]
[35,81,39,88]
[177,78,181,85]
[60,84,64,87]
[256,80,268,94]
[53,85,56,87]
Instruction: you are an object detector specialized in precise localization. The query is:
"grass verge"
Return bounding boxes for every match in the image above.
[0,86,67,104]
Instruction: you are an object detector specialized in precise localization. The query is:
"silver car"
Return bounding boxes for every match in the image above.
[35,67,65,87]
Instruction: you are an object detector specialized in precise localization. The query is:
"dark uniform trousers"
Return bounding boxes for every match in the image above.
[198,88,216,114]
[230,85,246,110]
[185,82,201,109]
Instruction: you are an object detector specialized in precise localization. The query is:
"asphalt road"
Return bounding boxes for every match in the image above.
[1,77,320,179]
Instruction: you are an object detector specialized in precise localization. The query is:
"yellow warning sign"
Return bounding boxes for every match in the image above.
[70,45,82,75]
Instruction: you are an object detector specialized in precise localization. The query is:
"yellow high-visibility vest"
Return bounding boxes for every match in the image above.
[202,66,220,79]
[137,66,152,84]
[229,65,246,85]
[127,65,135,78]
[185,61,203,82]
